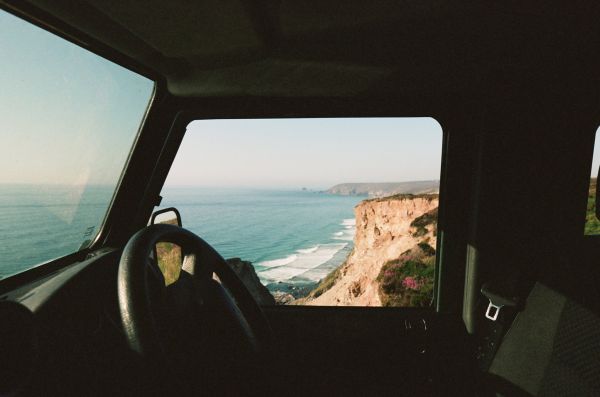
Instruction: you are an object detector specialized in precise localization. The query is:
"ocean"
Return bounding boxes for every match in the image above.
[1,185,363,290]
[158,187,362,292]
[0,184,114,279]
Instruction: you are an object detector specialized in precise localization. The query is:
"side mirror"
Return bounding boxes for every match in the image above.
[150,207,182,227]
[149,207,183,285]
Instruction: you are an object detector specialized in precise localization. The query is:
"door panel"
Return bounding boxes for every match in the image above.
[263,307,477,396]
[263,306,434,396]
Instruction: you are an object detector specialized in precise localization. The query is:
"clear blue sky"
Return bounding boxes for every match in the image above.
[164,118,444,189]
[3,7,599,189]
[0,9,154,185]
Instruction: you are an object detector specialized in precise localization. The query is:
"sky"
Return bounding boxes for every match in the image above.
[0,9,154,186]
[1,7,444,190]
[2,7,600,192]
[164,118,444,189]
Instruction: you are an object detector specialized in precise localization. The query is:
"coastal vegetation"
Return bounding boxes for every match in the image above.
[156,242,182,285]
[410,207,438,237]
[584,178,600,235]
[154,217,184,285]
[364,193,439,203]
[375,204,439,307]
[300,193,439,306]
[376,243,435,307]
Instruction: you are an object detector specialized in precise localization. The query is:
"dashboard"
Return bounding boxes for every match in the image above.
[0,250,137,396]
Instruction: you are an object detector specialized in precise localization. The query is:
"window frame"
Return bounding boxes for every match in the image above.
[151,115,448,309]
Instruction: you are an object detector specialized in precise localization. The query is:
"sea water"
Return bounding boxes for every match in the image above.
[0,184,114,278]
[158,187,363,291]
[1,185,363,291]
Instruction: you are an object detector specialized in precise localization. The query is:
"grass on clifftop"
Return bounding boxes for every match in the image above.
[377,242,436,307]
[410,207,438,237]
[364,193,438,203]
[585,178,600,235]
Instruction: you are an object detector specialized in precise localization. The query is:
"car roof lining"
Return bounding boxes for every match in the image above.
[5,0,600,101]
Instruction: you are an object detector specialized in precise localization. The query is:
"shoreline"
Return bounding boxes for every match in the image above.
[263,241,354,299]
[255,218,356,297]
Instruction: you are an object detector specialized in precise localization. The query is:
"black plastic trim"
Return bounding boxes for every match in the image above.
[136,112,448,312]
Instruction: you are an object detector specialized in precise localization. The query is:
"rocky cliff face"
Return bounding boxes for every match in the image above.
[302,194,439,306]
[226,258,276,306]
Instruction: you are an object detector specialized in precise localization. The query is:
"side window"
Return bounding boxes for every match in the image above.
[584,127,600,235]
[158,118,442,307]
[0,10,154,279]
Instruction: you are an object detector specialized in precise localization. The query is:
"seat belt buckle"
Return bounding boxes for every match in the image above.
[481,282,520,322]
[484,301,502,321]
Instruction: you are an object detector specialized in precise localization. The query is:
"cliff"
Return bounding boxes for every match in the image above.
[326,181,439,197]
[225,258,276,306]
[300,194,439,306]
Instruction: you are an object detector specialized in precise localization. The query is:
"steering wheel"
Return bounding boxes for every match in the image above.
[117,224,272,392]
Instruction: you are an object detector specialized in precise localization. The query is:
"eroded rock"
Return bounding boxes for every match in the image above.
[225,258,276,306]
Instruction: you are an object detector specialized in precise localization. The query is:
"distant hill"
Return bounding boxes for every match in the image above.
[326,181,439,198]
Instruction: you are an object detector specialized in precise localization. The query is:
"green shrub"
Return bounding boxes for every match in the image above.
[584,178,600,235]
[377,244,436,307]
[365,193,439,203]
[410,207,438,237]
[417,242,436,256]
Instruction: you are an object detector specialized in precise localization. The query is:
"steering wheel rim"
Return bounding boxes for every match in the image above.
[117,224,272,365]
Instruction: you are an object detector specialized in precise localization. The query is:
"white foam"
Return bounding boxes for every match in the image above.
[258,243,347,283]
[333,232,354,241]
[333,222,355,241]
[297,245,319,254]
[258,254,298,268]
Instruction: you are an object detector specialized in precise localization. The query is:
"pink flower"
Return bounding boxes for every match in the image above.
[402,276,420,290]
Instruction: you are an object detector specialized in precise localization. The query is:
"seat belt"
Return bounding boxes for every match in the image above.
[475,274,529,372]
[481,281,521,321]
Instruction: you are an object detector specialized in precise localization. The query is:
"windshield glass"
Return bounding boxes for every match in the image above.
[158,118,442,307]
[0,10,155,279]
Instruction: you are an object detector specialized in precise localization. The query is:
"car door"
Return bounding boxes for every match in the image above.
[151,117,475,396]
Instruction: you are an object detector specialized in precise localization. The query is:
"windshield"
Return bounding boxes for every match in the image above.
[158,118,442,307]
[0,10,155,279]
